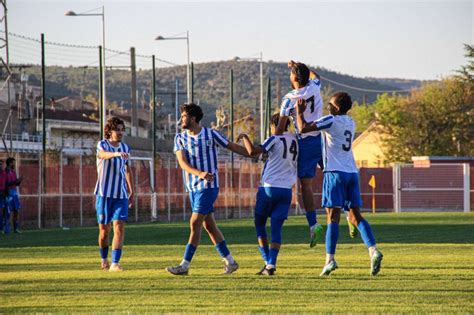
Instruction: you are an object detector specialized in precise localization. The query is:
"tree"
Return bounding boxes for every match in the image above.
[372,78,473,162]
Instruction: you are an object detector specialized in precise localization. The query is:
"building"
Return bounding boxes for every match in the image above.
[352,123,388,168]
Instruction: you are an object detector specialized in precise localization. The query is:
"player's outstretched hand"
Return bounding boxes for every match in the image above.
[288,60,297,68]
[296,98,307,112]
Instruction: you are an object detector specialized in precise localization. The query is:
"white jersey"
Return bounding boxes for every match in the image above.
[94,140,131,199]
[280,78,323,138]
[174,127,229,192]
[260,133,298,189]
[314,115,358,173]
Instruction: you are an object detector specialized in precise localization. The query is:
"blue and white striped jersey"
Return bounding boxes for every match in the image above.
[94,140,131,199]
[260,133,298,189]
[314,115,358,173]
[174,127,229,192]
[280,79,323,138]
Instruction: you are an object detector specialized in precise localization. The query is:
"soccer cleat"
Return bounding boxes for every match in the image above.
[165,264,189,276]
[222,260,239,274]
[13,229,21,234]
[101,260,110,271]
[319,260,338,276]
[310,223,323,248]
[370,250,383,276]
[346,217,358,239]
[257,266,276,276]
[109,263,123,272]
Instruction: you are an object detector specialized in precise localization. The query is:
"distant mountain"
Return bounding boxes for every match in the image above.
[14,60,424,125]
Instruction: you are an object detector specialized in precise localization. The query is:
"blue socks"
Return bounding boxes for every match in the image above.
[215,240,230,258]
[112,249,122,264]
[358,219,376,248]
[268,248,280,266]
[326,223,339,254]
[184,244,197,262]
[99,247,109,260]
[258,244,270,263]
[305,210,317,227]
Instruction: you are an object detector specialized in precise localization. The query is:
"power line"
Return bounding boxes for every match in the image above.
[319,74,418,93]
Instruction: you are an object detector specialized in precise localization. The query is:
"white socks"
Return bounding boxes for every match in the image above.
[326,254,335,264]
[224,254,235,265]
[368,246,377,257]
[180,259,190,269]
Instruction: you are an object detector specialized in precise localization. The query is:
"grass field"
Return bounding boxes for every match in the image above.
[1,212,473,313]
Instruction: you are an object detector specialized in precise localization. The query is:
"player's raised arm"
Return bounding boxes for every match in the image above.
[296,99,317,133]
[237,134,264,156]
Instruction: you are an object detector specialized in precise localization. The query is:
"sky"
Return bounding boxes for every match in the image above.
[7,0,473,80]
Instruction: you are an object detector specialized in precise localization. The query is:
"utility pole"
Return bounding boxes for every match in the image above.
[130,47,138,136]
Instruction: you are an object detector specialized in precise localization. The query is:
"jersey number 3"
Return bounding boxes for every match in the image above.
[280,138,297,161]
[342,130,352,151]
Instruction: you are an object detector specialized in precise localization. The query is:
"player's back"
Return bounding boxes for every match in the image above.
[318,115,358,173]
[280,79,323,138]
[260,133,298,189]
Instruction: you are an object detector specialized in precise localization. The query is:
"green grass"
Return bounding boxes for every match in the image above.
[1,213,473,313]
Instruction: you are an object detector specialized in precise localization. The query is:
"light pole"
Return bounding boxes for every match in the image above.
[155,31,191,103]
[235,52,264,142]
[65,6,106,135]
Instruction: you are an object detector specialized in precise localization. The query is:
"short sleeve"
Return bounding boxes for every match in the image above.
[280,97,293,117]
[260,136,276,153]
[211,129,230,148]
[314,115,334,131]
[173,134,184,153]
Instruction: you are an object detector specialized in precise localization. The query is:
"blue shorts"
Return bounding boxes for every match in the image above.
[255,187,292,221]
[189,188,219,214]
[322,171,362,209]
[297,135,323,178]
[6,190,21,211]
[96,196,129,225]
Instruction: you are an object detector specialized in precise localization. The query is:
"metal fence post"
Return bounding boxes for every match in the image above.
[79,154,83,227]
[59,151,63,228]
[393,163,401,213]
[38,152,42,229]
[463,163,470,213]
[167,157,171,222]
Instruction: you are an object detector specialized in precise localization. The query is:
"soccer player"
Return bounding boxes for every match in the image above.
[95,117,134,272]
[276,60,324,247]
[237,113,298,276]
[4,157,22,234]
[0,160,6,232]
[295,92,383,276]
[166,103,250,276]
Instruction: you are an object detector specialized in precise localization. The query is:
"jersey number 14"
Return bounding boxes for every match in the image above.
[280,138,297,161]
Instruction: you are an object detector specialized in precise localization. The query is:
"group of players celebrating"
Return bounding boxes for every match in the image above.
[94,60,383,277]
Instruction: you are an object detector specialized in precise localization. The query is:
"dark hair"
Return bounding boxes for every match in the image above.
[6,157,15,166]
[291,63,310,87]
[104,117,125,139]
[271,113,289,131]
[332,92,353,114]
[180,103,203,123]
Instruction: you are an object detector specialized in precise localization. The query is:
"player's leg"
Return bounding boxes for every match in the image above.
[343,206,358,238]
[109,198,129,271]
[0,197,4,232]
[320,172,343,276]
[203,213,238,274]
[254,187,270,272]
[12,195,21,233]
[166,189,210,275]
[297,135,323,247]
[260,187,291,276]
[347,172,383,275]
[96,196,113,270]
